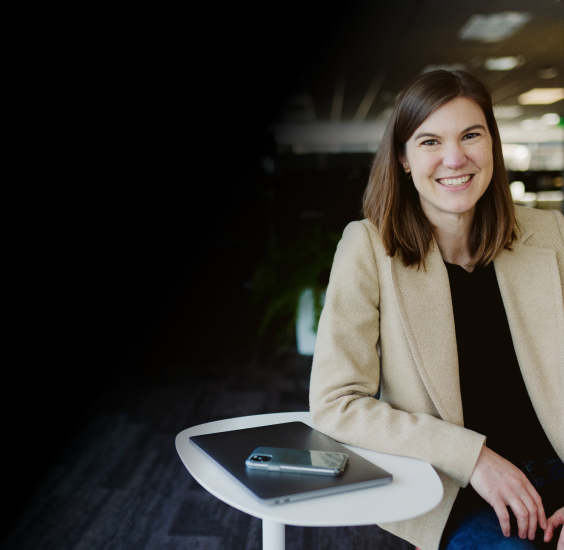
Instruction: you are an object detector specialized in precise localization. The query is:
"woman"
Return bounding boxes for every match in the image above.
[309,70,564,550]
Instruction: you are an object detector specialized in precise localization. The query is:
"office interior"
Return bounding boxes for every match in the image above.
[4,0,563,548]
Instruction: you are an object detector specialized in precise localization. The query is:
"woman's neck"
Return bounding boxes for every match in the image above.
[424,206,476,272]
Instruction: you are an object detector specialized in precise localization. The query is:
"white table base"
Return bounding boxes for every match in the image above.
[263,519,285,550]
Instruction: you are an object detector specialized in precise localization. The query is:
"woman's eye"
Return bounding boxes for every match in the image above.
[422,139,438,146]
[463,133,479,140]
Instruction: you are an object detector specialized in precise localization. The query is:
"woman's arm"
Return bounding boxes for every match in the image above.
[310,221,485,487]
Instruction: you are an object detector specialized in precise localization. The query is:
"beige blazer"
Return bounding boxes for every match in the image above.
[309,205,564,550]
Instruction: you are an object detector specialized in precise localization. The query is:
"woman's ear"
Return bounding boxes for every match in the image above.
[398,151,409,172]
[398,156,409,173]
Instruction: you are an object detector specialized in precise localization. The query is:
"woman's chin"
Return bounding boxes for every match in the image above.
[420,196,478,219]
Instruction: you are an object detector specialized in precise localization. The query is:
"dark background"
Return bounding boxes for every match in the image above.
[5,0,563,537]
[5,0,364,534]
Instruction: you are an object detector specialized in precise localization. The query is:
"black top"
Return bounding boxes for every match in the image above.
[444,260,556,464]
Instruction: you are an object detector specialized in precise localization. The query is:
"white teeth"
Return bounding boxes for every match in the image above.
[437,175,472,187]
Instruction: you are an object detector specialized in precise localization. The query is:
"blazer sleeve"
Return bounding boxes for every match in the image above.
[309,221,486,488]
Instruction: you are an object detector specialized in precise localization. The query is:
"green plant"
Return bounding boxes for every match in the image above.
[252,225,341,343]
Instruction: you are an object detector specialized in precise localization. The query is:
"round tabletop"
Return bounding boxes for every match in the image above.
[176,412,443,527]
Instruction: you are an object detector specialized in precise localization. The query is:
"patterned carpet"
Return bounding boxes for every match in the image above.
[1,352,414,550]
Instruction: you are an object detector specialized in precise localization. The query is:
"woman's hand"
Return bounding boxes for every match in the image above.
[544,507,564,549]
[469,445,547,540]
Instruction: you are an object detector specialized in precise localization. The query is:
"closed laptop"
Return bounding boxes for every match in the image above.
[189,421,393,504]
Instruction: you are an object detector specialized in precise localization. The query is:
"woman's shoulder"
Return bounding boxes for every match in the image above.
[514,205,564,246]
[515,204,562,225]
[342,219,384,246]
[343,218,380,237]
[338,219,387,260]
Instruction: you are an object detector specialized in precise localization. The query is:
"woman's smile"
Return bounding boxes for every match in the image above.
[435,174,473,188]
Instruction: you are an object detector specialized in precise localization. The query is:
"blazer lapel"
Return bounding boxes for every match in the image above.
[390,242,464,426]
[494,235,564,456]
[390,226,564,454]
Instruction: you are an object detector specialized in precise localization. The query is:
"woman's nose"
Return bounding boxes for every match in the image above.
[442,144,467,169]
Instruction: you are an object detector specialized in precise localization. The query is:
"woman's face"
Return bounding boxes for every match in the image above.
[400,97,494,222]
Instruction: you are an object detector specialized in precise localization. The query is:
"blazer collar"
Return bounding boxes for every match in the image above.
[515,218,534,245]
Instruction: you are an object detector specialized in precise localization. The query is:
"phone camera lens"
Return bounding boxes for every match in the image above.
[251,455,271,462]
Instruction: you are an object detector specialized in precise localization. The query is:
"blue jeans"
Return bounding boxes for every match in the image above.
[441,458,564,550]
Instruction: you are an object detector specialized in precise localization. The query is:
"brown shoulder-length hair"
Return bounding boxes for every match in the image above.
[363,70,516,268]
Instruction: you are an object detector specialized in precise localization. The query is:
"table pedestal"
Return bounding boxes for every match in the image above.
[262,519,285,550]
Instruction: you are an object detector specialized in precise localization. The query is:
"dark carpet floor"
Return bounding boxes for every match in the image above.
[2,352,414,550]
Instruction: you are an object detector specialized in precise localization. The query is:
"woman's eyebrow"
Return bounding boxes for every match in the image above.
[414,131,440,140]
[414,124,486,141]
[462,124,486,134]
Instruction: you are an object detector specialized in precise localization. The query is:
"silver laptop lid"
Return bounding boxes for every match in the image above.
[189,421,392,504]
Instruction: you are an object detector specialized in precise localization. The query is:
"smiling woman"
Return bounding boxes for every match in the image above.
[363,70,517,271]
[309,70,564,550]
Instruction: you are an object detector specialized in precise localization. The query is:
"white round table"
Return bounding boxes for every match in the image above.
[176,412,443,550]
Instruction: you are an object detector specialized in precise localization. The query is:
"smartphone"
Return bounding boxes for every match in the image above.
[245,447,348,476]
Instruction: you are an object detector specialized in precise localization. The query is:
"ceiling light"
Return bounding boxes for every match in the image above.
[537,191,564,202]
[521,119,546,132]
[503,145,532,171]
[520,193,537,203]
[494,105,524,119]
[518,88,564,104]
[510,181,525,200]
[542,113,560,125]
[503,145,530,159]
[459,12,531,42]
[538,67,558,79]
[514,146,530,160]
[484,56,524,71]
[510,182,536,202]
[421,63,466,74]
